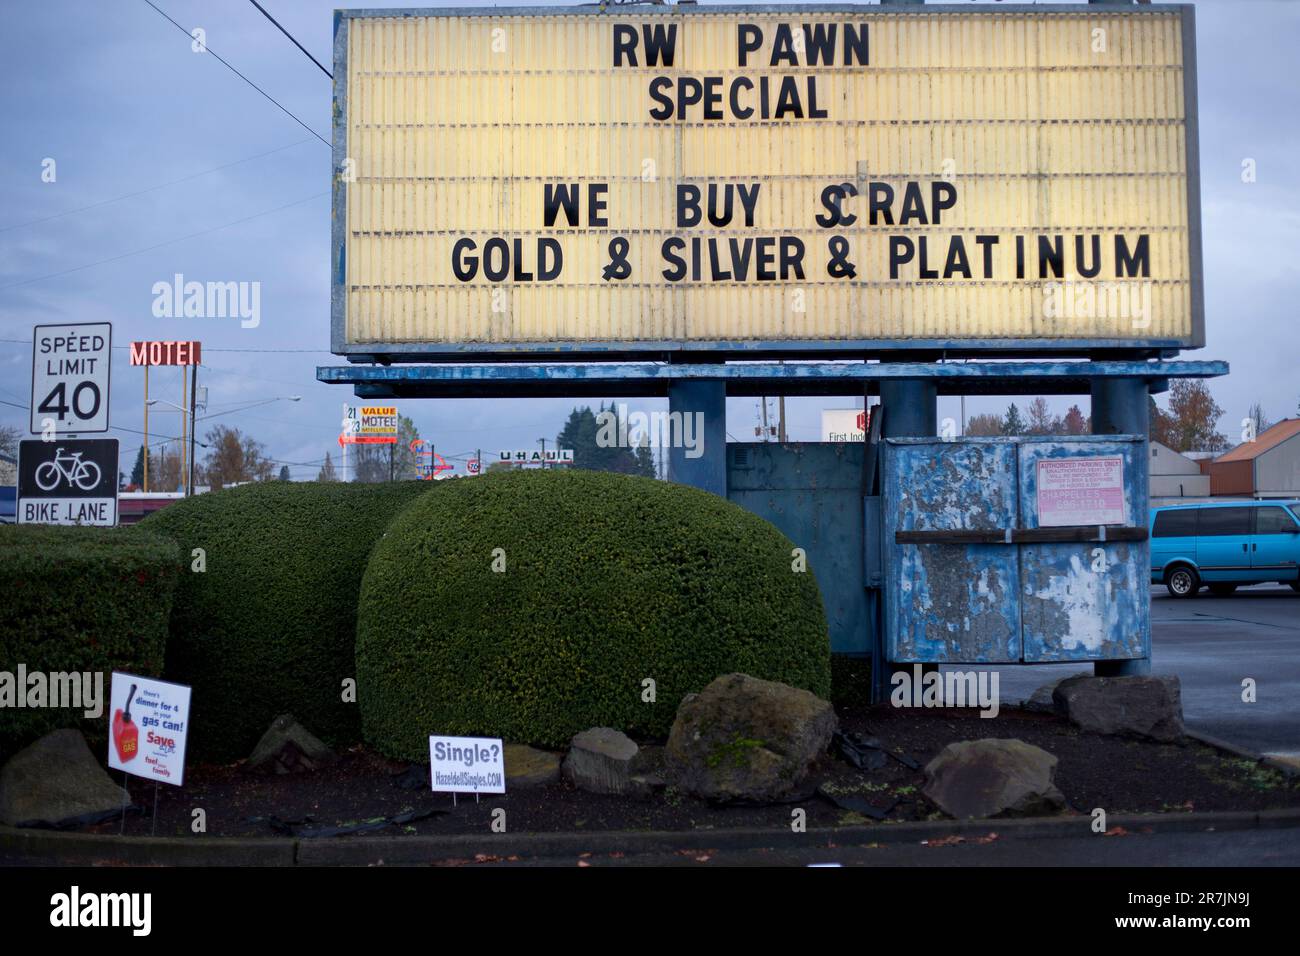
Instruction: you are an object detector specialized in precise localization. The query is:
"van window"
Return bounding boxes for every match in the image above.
[1197,507,1252,536]
[1153,509,1198,537]
[1256,506,1299,534]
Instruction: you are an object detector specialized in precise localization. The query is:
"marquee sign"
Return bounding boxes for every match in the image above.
[332,5,1201,359]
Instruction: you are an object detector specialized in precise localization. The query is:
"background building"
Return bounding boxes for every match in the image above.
[1150,440,1211,505]
[1206,419,1300,499]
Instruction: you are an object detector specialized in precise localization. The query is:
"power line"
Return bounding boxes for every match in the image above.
[247,0,332,79]
[0,191,326,290]
[140,0,330,147]
[0,139,312,234]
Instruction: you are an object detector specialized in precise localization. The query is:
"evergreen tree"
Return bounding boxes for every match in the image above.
[278,465,291,481]
[1001,403,1025,436]
[130,446,146,487]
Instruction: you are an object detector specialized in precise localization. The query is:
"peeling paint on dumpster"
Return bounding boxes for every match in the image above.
[884,436,1148,665]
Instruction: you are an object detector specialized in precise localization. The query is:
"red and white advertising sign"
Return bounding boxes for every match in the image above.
[107,672,192,787]
[130,341,202,366]
[1036,457,1126,527]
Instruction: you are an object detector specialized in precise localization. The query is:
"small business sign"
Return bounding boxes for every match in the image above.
[821,408,870,443]
[1036,456,1127,528]
[339,404,398,445]
[17,438,119,526]
[129,340,201,366]
[499,449,574,466]
[107,672,192,787]
[30,322,111,435]
[428,735,505,794]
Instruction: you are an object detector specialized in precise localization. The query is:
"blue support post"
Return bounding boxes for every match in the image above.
[1091,376,1152,677]
[872,378,938,701]
[667,379,727,497]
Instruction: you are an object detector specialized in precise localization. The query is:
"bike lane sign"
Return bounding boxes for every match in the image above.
[17,438,119,526]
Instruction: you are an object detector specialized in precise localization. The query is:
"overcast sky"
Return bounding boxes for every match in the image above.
[2,0,1296,480]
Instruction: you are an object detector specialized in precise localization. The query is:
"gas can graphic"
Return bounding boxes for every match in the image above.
[112,683,139,763]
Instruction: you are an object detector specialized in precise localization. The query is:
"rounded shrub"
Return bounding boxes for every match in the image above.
[0,525,179,760]
[140,481,434,761]
[356,469,830,759]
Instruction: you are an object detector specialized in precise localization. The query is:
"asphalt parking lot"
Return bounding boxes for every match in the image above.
[984,584,1300,761]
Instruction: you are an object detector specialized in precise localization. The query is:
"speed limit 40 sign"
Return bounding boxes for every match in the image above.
[30,322,111,435]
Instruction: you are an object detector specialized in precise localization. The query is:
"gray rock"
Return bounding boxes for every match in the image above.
[563,728,639,795]
[923,739,1067,819]
[504,744,561,788]
[1021,671,1091,714]
[664,673,838,803]
[0,729,130,828]
[246,714,338,774]
[1053,675,1185,743]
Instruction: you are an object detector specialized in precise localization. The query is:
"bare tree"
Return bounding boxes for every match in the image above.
[1025,397,1060,435]
[200,425,275,490]
[965,413,1003,436]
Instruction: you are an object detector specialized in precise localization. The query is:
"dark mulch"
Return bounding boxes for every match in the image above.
[84,705,1300,840]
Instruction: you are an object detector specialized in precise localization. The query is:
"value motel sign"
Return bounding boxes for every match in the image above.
[333,6,1200,358]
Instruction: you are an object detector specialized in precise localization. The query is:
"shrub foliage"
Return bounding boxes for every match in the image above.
[0,525,179,759]
[140,481,432,761]
[356,469,830,759]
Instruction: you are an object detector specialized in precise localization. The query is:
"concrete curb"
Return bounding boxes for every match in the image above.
[4,808,1299,867]
[1184,728,1299,777]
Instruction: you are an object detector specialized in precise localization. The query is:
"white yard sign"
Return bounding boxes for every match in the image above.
[1036,457,1127,527]
[30,323,112,435]
[107,672,192,787]
[428,735,505,794]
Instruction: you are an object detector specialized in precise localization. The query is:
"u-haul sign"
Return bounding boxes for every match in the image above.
[333,6,1201,360]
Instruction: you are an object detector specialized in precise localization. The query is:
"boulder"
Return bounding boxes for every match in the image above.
[1053,675,1185,743]
[246,714,338,774]
[504,744,561,788]
[0,729,131,828]
[664,673,837,803]
[923,739,1066,819]
[563,728,639,795]
[1021,671,1090,714]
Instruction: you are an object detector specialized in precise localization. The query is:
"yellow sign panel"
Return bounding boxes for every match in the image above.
[333,7,1200,357]
[358,405,398,435]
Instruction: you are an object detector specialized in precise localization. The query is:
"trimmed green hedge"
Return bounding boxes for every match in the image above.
[0,525,179,761]
[356,469,830,759]
[140,481,433,761]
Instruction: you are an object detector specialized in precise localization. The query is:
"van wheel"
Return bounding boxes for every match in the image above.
[1208,583,1238,596]
[1291,581,1300,593]
[1166,566,1200,598]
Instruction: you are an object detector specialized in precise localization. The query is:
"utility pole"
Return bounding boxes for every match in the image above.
[180,366,188,495]
[189,366,198,494]
[143,366,149,492]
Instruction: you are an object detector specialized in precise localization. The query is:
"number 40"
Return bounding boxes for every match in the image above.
[38,381,100,421]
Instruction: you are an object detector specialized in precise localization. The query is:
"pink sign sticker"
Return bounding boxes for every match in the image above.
[1036,456,1126,527]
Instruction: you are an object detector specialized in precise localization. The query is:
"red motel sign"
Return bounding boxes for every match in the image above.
[130,341,202,366]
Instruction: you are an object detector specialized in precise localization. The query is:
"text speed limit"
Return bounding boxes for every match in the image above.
[30,322,112,435]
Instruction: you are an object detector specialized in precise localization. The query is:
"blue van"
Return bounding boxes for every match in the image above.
[1150,500,1300,597]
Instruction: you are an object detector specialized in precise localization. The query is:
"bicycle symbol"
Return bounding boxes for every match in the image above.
[35,447,102,492]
